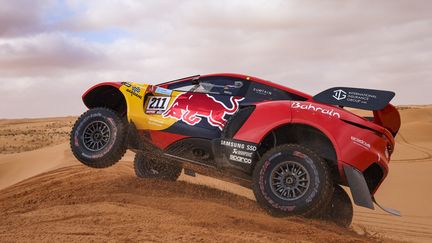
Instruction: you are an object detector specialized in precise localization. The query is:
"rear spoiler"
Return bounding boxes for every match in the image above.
[313,87,400,136]
[313,87,395,111]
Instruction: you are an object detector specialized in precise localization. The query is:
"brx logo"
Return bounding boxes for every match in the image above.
[332,89,347,100]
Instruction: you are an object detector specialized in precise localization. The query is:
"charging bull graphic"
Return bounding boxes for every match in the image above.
[162,93,244,130]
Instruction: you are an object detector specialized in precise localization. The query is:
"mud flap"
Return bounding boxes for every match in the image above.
[343,164,374,209]
[373,197,401,216]
[343,164,401,216]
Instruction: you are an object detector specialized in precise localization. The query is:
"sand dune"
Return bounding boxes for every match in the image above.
[0,162,373,242]
[0,106,431,242]
[0,117,74,154]
[0,143,74,190]
[350,107,432,243]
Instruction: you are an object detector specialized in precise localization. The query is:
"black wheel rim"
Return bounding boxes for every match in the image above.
[269,161,310,201]
[82,121,111,152]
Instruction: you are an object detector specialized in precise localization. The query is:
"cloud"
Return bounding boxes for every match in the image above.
[0,0,431,118]
[0,33,107,77]
[0,0,57,37]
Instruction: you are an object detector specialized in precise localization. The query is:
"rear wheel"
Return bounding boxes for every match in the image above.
[325,185,353,227]
[252,144,333,217]
[134,152,182,181]
[70,107,128,168]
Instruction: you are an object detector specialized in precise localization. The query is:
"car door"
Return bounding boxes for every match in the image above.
[161,76,249,139]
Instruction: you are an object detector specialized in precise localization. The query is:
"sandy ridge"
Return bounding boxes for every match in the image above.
[0,106,431,242]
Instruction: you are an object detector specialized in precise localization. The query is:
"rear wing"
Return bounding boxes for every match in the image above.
[313,87,395,111]
[313,87,400,136]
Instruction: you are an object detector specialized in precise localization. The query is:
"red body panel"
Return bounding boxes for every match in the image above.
[234,101,292,142]
[149,130,189,150]
[81,82,122,101]
[373,104,401,136]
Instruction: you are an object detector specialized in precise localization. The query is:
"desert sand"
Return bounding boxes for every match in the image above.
[0,106,431,242]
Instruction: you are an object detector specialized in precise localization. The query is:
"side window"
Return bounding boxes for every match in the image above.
[167,80,195,92]
[174,84,195,92]
[246,82,307,101]
[192,77,249,96]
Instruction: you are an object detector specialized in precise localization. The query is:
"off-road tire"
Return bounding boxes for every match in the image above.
[325,185,353,227]
[134,152,182,181]
[252,144,334,217]
[70,107,128,168]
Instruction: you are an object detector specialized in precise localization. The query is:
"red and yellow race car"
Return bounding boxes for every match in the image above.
[70,73,401,226]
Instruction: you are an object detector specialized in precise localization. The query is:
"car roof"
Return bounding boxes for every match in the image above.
[158,73,312,100]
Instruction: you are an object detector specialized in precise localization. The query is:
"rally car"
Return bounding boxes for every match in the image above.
[70,73,401,227]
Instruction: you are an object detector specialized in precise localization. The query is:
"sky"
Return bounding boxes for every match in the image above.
[0,0,431,118]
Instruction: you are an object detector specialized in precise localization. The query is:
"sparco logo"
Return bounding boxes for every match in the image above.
[332,89,347,100]
[291,102,341,118]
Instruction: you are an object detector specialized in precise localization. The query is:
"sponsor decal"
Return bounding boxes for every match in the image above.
[126,85,143,99]
[121,82,132,87]
[155,87,173,96]
[146,96,171,114]
[346,91,377,104]
[291,102,341,118]
[268,152,282,161]
[229,154,252,164]
[351,136,371,150]
[221,140,244,149]
[148,117,165,127]
[293,151,306,159]
[162,94,244,130]
[232,148,254,157]
[253,87,272,96]
[220,139,257,151]
[334,89,378,105]
[220,139,257,165]
[333,89,347,100]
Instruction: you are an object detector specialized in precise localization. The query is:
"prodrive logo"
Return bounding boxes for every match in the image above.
[351,136,371,150]
[291,102,341,118]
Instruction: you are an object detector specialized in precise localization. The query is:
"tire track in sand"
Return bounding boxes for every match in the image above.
[392,132,432,163]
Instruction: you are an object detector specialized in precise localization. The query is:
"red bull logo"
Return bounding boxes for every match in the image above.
[162,93,244,130]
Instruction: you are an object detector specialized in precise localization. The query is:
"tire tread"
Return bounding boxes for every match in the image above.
[70,107,128,168]
[252,144,334,217]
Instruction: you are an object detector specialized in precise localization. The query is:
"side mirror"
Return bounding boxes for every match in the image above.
[234,81,243,88]
[224,81,243,89]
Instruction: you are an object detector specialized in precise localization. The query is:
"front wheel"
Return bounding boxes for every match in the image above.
[134,152,182,181]
[252,144,334,217]
[70,107,128,168]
